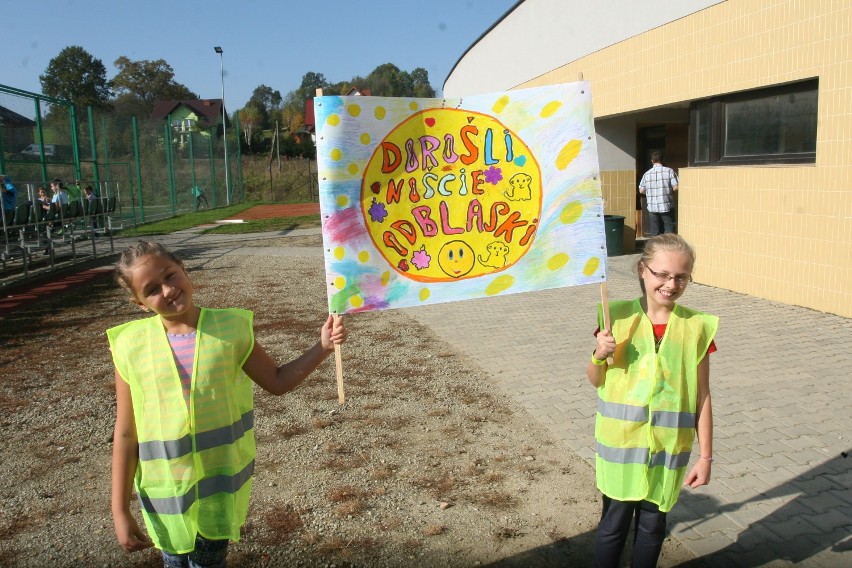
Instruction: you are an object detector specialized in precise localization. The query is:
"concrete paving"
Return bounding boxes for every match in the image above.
[409,251,852,567]
[4,228,850,566]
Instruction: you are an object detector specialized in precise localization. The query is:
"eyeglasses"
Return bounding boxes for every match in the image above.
[643,264,692,287]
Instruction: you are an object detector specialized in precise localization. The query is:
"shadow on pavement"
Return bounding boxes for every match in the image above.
[675,450,851,566]
[479,450,850,567]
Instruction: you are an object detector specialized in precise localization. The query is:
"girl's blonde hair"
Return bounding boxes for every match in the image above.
[115,241,184,298]
[637,234,696,293]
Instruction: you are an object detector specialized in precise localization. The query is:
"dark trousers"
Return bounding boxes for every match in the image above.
[647,210,676,236]
[595,495,667,568]
[161,535,228,567]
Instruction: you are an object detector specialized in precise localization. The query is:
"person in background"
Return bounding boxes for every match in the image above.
[638,151,678,236]
[1,173,17,225]
[48,179,70,235]
[36,186,51,221]
[84,185,99,230]
[50,179,70,206]
[191,186,209,210]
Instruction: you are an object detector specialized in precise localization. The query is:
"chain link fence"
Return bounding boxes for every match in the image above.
[0,83,242,230]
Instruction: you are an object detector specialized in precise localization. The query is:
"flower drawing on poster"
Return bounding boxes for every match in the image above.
[316,82,606,314]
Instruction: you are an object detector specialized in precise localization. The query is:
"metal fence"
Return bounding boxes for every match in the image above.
[0,83,242,231]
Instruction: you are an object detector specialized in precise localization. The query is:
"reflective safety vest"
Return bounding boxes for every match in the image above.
[107,308,256,553]
[595,299,717,512]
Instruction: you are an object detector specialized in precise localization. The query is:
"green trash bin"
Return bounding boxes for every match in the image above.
[604,215,625,256]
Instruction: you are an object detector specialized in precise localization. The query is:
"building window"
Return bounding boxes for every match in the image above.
[689,79,817,166]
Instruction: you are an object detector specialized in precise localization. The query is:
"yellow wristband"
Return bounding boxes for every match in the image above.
[591,353,607,366]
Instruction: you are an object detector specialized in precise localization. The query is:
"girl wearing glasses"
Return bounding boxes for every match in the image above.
[587,233,718,567]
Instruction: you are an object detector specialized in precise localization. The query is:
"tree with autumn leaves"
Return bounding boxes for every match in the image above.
[38,46,436,158]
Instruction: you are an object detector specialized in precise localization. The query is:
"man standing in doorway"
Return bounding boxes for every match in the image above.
[638,151,678,235]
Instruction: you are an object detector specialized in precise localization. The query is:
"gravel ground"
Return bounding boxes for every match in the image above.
[0,234,696,567]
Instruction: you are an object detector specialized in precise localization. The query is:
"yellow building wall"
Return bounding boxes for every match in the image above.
[600,170,638,252]
[519,0,852,317]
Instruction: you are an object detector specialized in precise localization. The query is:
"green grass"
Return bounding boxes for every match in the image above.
[116,202,320,237]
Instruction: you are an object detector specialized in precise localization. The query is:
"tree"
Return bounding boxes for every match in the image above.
[238,106,263,148]
[112,57,197,112]
[410,67,435,98]
[364,63,412,97]
[241,85,281,133]
[39,46,112,108]
[354,64,434,97]
[248,85,282,114]
[277,65,434,136]
[276,104,304,138]
[294,72,330,103]
[327,81,353,95]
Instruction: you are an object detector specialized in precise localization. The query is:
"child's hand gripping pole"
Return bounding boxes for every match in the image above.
[316,87,342,404]
[333,314,345,405]
[600,283,615,366]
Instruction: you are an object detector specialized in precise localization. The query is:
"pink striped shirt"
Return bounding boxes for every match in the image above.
[167,331,197,402]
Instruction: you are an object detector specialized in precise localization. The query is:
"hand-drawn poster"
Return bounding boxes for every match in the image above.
[316,82,606,314]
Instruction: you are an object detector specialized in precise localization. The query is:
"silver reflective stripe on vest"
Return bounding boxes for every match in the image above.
[139,460,255,515]
[596,442,649,464]
[651,410,696,428]
[199,460,254,499]
[138,487,196,516]
[138,410,254,461]
[650,450,692,470]
[598,399,648,423]
[138,435,192,461]
[195,410,254,452]
[597,443,692,471]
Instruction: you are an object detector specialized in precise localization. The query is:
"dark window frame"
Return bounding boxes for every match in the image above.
[689,79,818,166]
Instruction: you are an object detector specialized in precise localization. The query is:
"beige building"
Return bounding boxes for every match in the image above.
[445,0,851,318]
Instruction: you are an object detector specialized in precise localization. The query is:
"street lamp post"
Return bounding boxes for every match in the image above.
[213,46,230,205]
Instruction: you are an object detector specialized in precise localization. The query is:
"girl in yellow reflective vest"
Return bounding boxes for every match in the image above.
[108,241,348,566]
[586,234,718,568]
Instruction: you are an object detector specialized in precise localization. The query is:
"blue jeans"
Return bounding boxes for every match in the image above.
[647,210,676,236]
[161,535,229,568]
[595,495,666,568]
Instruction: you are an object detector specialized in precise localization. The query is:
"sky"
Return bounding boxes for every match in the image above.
[3,0,519,112]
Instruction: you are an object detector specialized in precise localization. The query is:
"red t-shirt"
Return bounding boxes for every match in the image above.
[595,323,717,354]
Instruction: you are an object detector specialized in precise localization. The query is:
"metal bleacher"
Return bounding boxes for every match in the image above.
[1,194,116,286]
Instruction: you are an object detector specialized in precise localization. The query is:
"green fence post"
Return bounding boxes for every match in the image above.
[0,117,6,174]
[132,117,145,224]
[33,98,48,183]
[70,105,82,181]
[88,106,100,187]
[208,128,217,209]
[233,113,243,203]
[165,116,176,217]
[189,130,197,188]
[101,116,111,184]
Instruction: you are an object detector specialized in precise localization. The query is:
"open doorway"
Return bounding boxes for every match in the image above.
[636,124,688,237]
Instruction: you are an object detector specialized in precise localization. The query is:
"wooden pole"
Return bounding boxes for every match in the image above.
[600,282,615,365]
[314,87,346,405]
[333,314,345,405]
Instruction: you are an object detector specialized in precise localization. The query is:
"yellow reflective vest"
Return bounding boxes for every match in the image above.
[107,308,256,553]
[595,299,717,512]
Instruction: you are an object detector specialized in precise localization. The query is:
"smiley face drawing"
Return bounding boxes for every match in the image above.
[438,241,475,278]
